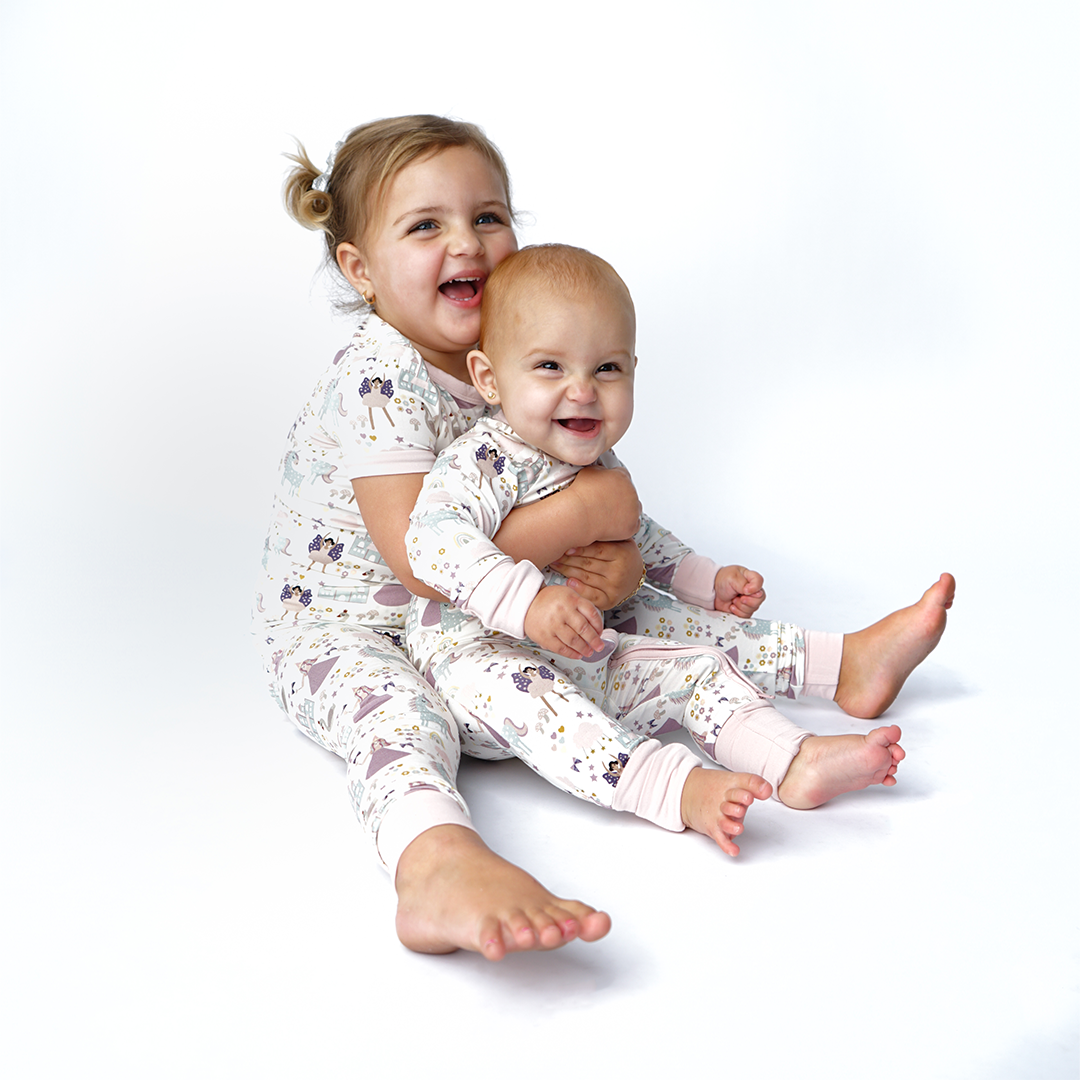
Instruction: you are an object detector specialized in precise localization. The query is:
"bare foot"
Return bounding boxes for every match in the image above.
[835,573,955,719]
[777,725,905,809]
[680,767,772,856]
[394,825,611,961]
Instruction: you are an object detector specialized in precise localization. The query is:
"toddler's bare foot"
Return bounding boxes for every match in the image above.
[394,825,611,961]
[680,767,772,856]
[835,573,955,719]
[777,725,905,809]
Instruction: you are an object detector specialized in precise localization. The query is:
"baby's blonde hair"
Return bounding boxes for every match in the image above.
[479,244,635,353]
[283,115,516,314]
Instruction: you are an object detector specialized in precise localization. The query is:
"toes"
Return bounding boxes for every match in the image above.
[715,832,741,857]
[578,911,612,942]
[478,917,507,961]
[747,775,772,800]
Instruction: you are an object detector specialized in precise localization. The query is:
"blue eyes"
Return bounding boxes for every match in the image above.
[407,212,506,235]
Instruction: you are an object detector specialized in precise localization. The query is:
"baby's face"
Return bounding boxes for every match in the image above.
[475,286,636,466]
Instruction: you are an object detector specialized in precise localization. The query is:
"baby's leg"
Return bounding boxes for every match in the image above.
[612,740,771,855]
[834,573,955,718]
[609,573,955,719]
[264,623,606,958]
[607,587,821,699]
[432,639,763,851]
[776,725,905,809]
[608,642,905,814]
[429,639,646,812]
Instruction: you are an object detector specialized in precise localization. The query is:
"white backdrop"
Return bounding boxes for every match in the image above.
[2,2,1077,1077]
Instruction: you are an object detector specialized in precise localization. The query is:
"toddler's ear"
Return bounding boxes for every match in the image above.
[336,242,372,296]
[468,349,499,402]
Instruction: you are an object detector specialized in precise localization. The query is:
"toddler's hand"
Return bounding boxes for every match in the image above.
[524,585,605,660]
[550,540,645,611]
[714,565,766,618]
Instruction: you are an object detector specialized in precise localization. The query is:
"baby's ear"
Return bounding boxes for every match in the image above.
[468,349,498,401]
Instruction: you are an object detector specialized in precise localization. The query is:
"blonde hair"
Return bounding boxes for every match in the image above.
[283,115,516,314]
[479,244,635,352]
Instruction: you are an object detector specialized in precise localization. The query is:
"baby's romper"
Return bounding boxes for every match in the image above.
[406,418,818,827]
[253,315,493,872]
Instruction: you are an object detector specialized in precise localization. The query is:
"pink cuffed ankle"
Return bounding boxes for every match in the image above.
[376,790,476,880]
[801,630,843,700]
[713,698,814,800]
[611,739,700,831]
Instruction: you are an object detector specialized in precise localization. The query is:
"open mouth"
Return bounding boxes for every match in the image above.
[557,418,601,436]
[438,277,482,301]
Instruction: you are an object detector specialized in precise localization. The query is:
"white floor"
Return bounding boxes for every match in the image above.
[2,2,1076,1077]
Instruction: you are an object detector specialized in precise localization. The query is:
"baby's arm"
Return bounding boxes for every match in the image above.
[620,506,768,616]
[522,585,606,660]
[713,565,766,617]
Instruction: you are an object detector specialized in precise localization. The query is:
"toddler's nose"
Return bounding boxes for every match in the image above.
[447,221,484,257]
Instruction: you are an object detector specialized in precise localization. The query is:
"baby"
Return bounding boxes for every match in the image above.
[405,244,906,852]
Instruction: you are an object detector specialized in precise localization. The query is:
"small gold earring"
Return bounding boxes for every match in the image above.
[487,391,496,399]
[363,292,374,305]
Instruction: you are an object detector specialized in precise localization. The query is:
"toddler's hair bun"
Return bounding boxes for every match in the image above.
[283,142,333,232]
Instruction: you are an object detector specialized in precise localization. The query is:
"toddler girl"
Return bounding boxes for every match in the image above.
[254,115,954,962]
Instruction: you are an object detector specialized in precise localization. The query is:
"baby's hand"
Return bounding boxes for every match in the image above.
[523,585,605,660]
[714,565,766,618]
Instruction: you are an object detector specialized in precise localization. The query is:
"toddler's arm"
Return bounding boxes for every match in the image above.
[355,464,640,604]
[353,474,451,601]
[492,464,641,566]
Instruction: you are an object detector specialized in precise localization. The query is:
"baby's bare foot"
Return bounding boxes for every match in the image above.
[778,725,904,809]
[835,573,955,719]
[680,767,772,856]
[394,825,611,961]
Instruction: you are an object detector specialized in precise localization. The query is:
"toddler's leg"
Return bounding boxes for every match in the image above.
[262,623,608,959]
[265,621,470,869]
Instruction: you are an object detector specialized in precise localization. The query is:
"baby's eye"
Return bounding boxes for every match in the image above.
[408,220,438,234]
[476,212,507,226]
[597,362,622,373]
[536,361,560,371]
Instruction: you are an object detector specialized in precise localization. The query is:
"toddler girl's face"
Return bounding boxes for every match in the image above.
[352,145,517,375]
[474,287,636,467]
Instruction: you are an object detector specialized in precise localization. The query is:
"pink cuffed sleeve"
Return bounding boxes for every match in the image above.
[671,553,721,610]
[460,559,547,639]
